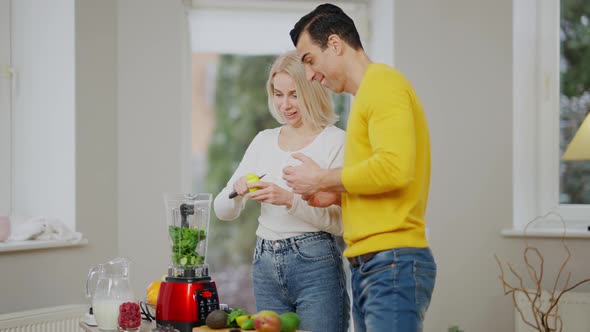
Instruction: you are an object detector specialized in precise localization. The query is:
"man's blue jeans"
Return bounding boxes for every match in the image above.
[252,232,350,332]
[350,247,436,332]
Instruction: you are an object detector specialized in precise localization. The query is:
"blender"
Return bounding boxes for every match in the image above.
[156,193,219,332]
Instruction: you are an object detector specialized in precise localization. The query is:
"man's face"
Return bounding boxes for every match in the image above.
[296,32,344,93]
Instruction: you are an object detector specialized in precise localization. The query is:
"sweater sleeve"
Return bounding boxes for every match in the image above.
[287,129,345,235]
[341,80,416,194]
[213,133,261,221]
[287,195,343,236]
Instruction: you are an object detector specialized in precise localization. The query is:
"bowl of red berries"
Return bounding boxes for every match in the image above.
[118,301,141,331]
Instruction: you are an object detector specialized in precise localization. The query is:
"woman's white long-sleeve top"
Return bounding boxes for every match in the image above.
[213,125,345,240]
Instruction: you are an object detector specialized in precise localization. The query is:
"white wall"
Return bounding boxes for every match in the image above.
[116,0,191,295]
[393,1,590,331]
[74,0,119,287]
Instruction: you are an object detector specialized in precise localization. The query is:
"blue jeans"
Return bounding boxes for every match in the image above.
[252,232,350,332]
[350,247,436,332]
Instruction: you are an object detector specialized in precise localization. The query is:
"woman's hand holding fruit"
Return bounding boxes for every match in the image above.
[248,181,294,208]
[231,175,251,197]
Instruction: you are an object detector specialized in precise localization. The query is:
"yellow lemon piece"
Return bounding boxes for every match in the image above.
[236,315,251,327]
[146,281,161,305]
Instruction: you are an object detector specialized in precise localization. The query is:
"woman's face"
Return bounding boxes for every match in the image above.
[272,72,303,128]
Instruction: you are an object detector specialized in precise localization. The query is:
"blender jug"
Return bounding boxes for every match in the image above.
[86,257,134,331]
[164,193,212,278]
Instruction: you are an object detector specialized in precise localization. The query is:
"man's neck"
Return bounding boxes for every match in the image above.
[344,50,372,95]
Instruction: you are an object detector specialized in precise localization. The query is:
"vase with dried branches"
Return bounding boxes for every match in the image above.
[495,213,590,332]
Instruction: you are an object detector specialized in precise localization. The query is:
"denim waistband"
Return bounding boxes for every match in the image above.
[256,232,335,252]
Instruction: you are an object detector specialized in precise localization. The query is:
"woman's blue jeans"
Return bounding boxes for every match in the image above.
[252,232,350,332]
[350,247,436,332]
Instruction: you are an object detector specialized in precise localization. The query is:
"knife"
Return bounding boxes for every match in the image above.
[228,174,266,199]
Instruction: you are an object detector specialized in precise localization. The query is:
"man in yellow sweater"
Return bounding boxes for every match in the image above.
[282,4,436,332]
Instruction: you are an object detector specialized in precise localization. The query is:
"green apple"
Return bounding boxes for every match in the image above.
[246,173,261,193]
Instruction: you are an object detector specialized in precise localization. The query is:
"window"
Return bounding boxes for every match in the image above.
[0,0,10,216]
[511,0,590,236]
[0,0,78,244]
[560,1,590,205]
[185,0,386,312]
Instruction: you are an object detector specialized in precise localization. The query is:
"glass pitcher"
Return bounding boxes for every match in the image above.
[86,257,135,331]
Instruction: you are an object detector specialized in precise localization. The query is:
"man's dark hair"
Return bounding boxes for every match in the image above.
[290,3,363,50]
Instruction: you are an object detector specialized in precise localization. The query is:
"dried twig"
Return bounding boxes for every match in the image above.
[495,212,590,332]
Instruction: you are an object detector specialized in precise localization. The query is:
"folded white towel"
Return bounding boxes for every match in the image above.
[0,216,11,241]
[7,216,82,242]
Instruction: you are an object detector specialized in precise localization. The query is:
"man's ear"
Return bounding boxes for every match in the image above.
[327,34,343,55]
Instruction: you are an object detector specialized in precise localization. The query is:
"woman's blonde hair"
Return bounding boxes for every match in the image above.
[266,50,337,131]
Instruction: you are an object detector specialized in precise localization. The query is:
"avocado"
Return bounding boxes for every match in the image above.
[206,309,228,329]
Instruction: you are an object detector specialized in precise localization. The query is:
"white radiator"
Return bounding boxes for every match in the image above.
[0,304,87,332]
[515,290,590,331]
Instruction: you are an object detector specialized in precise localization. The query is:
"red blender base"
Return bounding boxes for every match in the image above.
[156,278,219,332]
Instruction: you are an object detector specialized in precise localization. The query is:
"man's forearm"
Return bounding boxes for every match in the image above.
[318,168,347,192]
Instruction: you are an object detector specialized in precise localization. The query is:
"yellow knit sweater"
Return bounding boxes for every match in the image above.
[341,63,431,257]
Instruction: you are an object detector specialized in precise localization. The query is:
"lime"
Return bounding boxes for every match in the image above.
[236,315,251,327]
[280,312,300,332]
[241,318,255,330]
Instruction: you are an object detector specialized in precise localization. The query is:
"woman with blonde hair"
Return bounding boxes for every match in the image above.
[214,50,349,332]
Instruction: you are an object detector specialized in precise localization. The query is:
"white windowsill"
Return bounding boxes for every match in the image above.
[501,228,590,239]
[0,238,88,253]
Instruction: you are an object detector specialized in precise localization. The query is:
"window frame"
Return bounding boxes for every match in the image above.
[510,0,590,237]
[0,0,11,216]
[0,0,85,252]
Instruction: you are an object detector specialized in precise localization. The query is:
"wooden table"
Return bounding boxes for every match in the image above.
[193,328,257,331]
[194,327,307,332]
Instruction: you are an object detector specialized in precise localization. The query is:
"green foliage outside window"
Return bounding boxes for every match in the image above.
[560,0,590,204]
[205,54,275,270]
